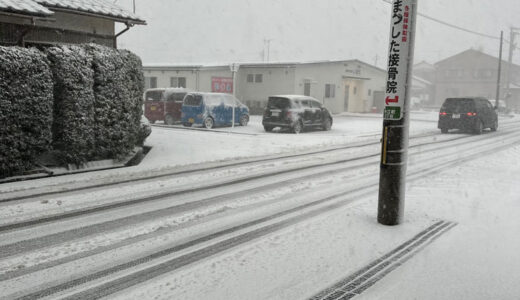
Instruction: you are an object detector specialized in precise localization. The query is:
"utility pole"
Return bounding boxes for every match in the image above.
[377,0,418,226]
[506,27,520,109]
[230,63,239,128]
[264,39,273,62]
[496,31,504,108]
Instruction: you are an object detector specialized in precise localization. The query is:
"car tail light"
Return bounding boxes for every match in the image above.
[466,112,477,116]
[439,112,447,116]
[286,111,292,119]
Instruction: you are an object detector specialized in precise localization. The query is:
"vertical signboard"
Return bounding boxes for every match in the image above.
[378,0,417,226]
[383,1,413,120]
[211,77,233,93]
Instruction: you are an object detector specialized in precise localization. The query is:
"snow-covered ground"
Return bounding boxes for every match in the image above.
[1,112,520,300]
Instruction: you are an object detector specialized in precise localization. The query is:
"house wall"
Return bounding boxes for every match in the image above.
[1,12,115,47]
[434,50,520,108]
[236,66,296,113]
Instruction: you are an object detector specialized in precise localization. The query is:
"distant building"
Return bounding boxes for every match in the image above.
[0,0,145,48]
[143,60,389,114]
[433,49,520,111]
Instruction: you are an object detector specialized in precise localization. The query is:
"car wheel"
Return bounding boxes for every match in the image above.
[440,127,448,134]
[183,123,192,127]
[292,120,303,134]
[474,120,483,134]
[239,115,249,126]
[165,114,175,125]
[322,118,332,131]
[264,126,273,132]
[204,117,214,129]
[490,119,498,132]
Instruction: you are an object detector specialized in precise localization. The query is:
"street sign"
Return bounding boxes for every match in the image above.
[383,1,414,121]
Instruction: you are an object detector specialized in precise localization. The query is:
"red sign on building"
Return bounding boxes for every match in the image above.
[211,77,233,93]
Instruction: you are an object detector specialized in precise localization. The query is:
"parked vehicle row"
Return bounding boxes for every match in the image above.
[144,89,333,133]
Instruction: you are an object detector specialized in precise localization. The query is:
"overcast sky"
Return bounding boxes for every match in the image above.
[116,0,520,67]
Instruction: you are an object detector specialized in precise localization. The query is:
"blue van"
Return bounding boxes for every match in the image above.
[181,92,249,129]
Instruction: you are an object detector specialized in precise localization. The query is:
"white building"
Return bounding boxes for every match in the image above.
[143,60,388,114]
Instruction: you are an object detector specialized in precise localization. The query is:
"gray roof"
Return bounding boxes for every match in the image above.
[0,0,53,16]
[0,0,145,24]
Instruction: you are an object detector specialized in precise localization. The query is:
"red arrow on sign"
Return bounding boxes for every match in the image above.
[385,96,399,105]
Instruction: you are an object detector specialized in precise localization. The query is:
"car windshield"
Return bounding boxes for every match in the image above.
[183,94,202,106]
[442,98,475,113]
[267,97,291,109]
[166,92,187,102]
[144,90,163,101]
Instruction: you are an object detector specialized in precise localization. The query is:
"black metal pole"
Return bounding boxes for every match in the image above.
[377,0,418,226]
[495,31,504,108]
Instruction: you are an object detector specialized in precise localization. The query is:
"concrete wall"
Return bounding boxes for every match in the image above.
[236,66,296,112]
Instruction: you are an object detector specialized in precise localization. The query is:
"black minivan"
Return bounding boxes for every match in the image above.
[438,97,498,134]
[262,95,333,133]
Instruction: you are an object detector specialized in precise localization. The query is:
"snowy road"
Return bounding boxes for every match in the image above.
[1,113,520,299]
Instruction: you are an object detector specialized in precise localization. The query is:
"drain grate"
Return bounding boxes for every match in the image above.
[309,220,457,300]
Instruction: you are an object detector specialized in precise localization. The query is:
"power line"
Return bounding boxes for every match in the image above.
[381,0,501,41]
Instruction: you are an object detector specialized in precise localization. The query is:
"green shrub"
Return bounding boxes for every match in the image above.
[46,45,95,164]
[0,46,53,178]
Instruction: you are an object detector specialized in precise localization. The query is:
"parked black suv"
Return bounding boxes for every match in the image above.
[262,95,333,133]
[438,97,498,134]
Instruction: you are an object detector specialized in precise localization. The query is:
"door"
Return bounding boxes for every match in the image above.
[304,82,311,96]
[144,90,165,121]
[311,100,323,125]
[165,92,187,121]
[344,85,350,112]
[300,100,312,125]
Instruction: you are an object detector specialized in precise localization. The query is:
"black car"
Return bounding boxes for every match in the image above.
[438,97,498,134]
[262,95,333,133]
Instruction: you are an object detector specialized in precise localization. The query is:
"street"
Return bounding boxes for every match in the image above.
[1,113,520,299]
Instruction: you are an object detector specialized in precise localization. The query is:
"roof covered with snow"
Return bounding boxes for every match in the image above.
[0,0,145,24]
[0,0,53,16]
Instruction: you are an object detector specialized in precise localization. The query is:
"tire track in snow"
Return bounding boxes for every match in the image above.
[7,130,520,300]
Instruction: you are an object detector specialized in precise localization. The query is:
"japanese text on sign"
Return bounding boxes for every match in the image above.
[384,0,413,120]
[211,77,233,93]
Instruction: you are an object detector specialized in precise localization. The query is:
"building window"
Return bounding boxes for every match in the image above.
[145,76,157,89]
[247,74,263,83]
[170,77,186,88]
[325,84,335,98]
[353,87,357,95]
[368,89,372,96]
[304,82,311,96]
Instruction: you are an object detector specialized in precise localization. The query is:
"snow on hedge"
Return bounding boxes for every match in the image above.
[46,45,95,164]
[1,44,145,178]
[0,46,53,178]
[87,44,143,160]
[120,49,145,147]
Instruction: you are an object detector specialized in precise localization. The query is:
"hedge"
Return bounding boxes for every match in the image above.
[87,44,143,160]
[0,46,53,178]
[46,45,95,164]
[0,44,145,178]
[120,49,145,146]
